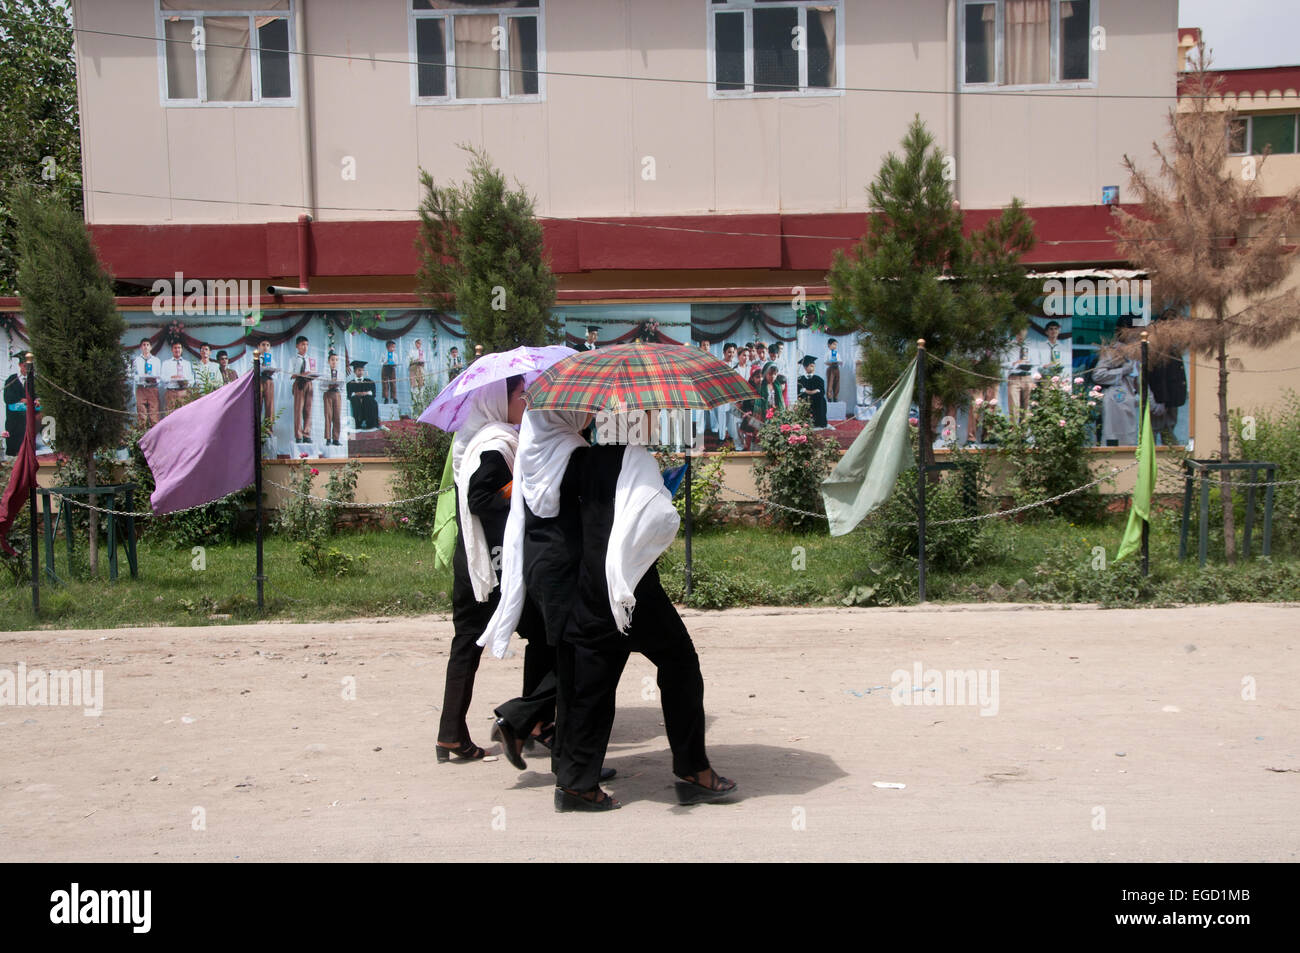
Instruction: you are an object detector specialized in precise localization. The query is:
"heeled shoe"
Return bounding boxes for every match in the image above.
[435,740,488,763]
[674,771,737,805]
[529,723,556,752]
[491,719,527,771]
[554,786,621,812]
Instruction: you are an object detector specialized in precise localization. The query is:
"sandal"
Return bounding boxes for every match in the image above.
[554,785,621,813]
[674,769,737,805]
[436,739,489,763]
[530,722,556,752]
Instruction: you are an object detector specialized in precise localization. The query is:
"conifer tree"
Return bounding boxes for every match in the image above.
[12,182,126,576]
[828,117,1037,470]
[416,146,559,353]
[0,0,81,295]
[1112,45,1300,562]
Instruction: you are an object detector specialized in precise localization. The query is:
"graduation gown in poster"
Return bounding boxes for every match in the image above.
[4,373,31,457]
[798,373,828,428]
[346,376,379,429]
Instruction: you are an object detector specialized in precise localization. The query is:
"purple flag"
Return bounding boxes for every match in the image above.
[139,372,255,514]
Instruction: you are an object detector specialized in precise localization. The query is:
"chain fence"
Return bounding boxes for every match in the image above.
[42,480,453,519]
[718,460,1140,528]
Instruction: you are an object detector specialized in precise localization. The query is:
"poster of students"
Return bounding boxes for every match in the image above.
[113,311,444,459]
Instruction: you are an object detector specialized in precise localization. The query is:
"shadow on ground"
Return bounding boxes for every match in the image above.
[507,742,846,807]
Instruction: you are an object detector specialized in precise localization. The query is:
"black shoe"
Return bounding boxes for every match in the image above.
[600,766,617,782]
[674,771,737,805]
[491,718,527,771]
[435,740,489,764]
[530,723,555,752]
[554,786,620,813]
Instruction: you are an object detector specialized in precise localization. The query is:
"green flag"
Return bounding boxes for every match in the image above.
[1116,402,1155,562]
[432,449,458,570]
[820,355,918,536]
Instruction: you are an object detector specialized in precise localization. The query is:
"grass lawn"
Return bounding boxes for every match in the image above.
[1,530,455,630]
[3,508,1297,631]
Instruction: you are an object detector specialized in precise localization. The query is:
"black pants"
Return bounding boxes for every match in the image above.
[554,584,709,792]
[494,638,557,738]
[438,593,496,745]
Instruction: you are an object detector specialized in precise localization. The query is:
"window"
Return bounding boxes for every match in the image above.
[961,0,1096,88]
[1229,113,1299,156]
[708,1,843,97]
[158,1,294,105]
[411,1,542,103]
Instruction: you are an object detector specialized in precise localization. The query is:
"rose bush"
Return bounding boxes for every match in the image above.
[981,376,1104,523]
[752,402,840,532]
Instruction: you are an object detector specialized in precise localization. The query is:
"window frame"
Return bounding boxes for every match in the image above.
[155,2,299,107]
[1228,113,1300,157]
[959,0,1099,92]
[408,1,546,106]
[706,0,846,100]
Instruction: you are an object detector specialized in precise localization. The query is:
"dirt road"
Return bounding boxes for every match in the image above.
[2,604,1296,862]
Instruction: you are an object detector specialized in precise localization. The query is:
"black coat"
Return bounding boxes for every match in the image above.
[797,373,828,427]
[565,444,679,646]
[452,450,544,640]
[346,377,378,428]
[522,445,586,647]
[5,373,31,456]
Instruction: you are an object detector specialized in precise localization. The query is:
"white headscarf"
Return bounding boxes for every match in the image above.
[518,409,590,518]
[451,379,512,482]
[607,444,680,633]
[453,380,519,602]
[477,408,588,658]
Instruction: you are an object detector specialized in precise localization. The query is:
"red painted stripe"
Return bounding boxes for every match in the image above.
[82,205,1136,283]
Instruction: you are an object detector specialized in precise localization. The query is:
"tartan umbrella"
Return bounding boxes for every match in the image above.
[524,343,757,411]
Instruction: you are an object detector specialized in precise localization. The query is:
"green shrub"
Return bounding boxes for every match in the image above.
[654,448,734,529]
[983,375,1105,523]
[322,461,361,533]
[841,564,913,607]
[274,462,321,541]
[1232,391,1300,555]
[275,461,358,541]
[387,422,451,536]
[1028,544,1300,607]
[751,402,840,533]
[657,549,824,609]
[869,450,990,573]
[297,537,370,578]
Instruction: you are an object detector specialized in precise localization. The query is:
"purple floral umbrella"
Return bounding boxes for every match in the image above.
[418,345,576,432]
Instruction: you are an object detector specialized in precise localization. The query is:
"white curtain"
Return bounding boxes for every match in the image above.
[164,18,198,99]
[203,16,253,102]
[455,14,499,99]
[508,17,532,95]
[815,6,836,86]
[1005,0,1049,85]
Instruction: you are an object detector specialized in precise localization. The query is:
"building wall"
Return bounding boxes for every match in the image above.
[74,0,1178,226]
